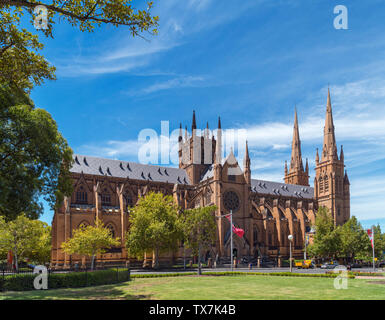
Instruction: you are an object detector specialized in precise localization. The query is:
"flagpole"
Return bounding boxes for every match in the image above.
[230,210,233,272]
[372,226,375,271]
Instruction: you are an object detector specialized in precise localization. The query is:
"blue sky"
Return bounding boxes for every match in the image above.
[31,0,385,229]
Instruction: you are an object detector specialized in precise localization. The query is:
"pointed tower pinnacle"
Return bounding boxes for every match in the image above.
[184,125,188,141]
[215,116,222,165]
[192,110,197,132]
[340,145,344,163]
[322,88,338,161]
[244,140,250,167]
[243,141,251,184]
[316,148,319,165]
[305,158,309,174]
[289,107,304,172]
[178,123,183,142]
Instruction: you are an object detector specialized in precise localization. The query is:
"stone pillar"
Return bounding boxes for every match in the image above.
[117,184,127,260]
[278,256,282,268]
[63,196,71,268]
[257,256,261,268]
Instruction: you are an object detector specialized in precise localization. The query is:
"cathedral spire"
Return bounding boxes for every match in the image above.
[289,107,304,172]
[322,88,338,161]
[218,116,221,129]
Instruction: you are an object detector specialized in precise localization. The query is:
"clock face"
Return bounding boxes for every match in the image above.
[223,191,240,212]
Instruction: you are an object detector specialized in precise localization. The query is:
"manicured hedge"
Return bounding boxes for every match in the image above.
[0,268,130,292]
[131,271,354,279]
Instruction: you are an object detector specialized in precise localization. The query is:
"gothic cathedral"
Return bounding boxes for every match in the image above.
[51,89,350,267]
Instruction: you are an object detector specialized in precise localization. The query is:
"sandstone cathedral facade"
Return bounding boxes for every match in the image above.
[51,89,350,267]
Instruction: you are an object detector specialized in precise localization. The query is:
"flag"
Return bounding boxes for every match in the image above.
[226,216,244,238]
[367,229,374,248]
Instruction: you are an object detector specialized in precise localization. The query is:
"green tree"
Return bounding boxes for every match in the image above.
[307,207,341,260]
[24,220,52,265]
[0,85,73,220]
[0,1,158,91]
[357,225,385,262]
[61,218,120,270]
[0,214,48,271]
[338,216,367,261]
[180,205,217,275]
[125,192,181,269]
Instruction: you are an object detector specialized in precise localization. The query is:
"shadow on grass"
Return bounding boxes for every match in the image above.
[1,281,153,300]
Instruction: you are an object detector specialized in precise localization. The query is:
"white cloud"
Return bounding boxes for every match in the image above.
[129,75,206,95]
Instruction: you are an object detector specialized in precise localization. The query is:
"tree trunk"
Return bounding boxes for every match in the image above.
[198,243,202,275]
[91,255,96,270]
[152,247,159,269]
[14,253,19,272]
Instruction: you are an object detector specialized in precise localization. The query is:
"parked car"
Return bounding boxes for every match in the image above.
[348,262,363,268]
[320,261,339,269]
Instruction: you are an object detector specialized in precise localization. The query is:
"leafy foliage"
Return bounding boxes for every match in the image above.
[0,214,51,269]
[307,207,341,259]
[125,192,181,268]
[61,218,121,269]
[180,205,217,256]
[308,207,385,261]
[1,268,130,291]
[0,85,73,220]
[0,1,158,91]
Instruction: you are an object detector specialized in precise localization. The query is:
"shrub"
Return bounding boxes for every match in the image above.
[0,268,130,291]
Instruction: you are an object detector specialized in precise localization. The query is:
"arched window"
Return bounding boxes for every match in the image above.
[324,175,329,193]
[101,188,111,206]
[319,177,324,193]
[253,226,258,245]
[124,193,133,207]
[106,224,115,238]
[76,186,88,204]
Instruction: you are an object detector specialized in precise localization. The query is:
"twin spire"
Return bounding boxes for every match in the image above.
[285,87,345,186]
[322,88,338,161]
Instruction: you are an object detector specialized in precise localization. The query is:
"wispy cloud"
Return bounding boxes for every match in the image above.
[127,75,206,95]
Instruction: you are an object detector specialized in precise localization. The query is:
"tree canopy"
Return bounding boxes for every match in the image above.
[0,85,73,220]
[308,207,385,262]
[0,214,51,270]
[61,217,120,269]
[125,192,181,269]
[0,1,158,91]
[307,207,341,259]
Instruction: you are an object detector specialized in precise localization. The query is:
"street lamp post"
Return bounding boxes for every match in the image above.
[230,210,233,272]
[288,234,293,273]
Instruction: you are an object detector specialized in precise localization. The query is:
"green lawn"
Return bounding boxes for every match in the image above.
[1,275,385,300]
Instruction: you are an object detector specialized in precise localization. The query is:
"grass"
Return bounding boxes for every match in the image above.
[1,275,385,300]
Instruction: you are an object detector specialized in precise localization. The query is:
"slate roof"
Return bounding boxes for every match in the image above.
[71,155,191,185]
[200,165,214,182]
[251,179,314,200]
